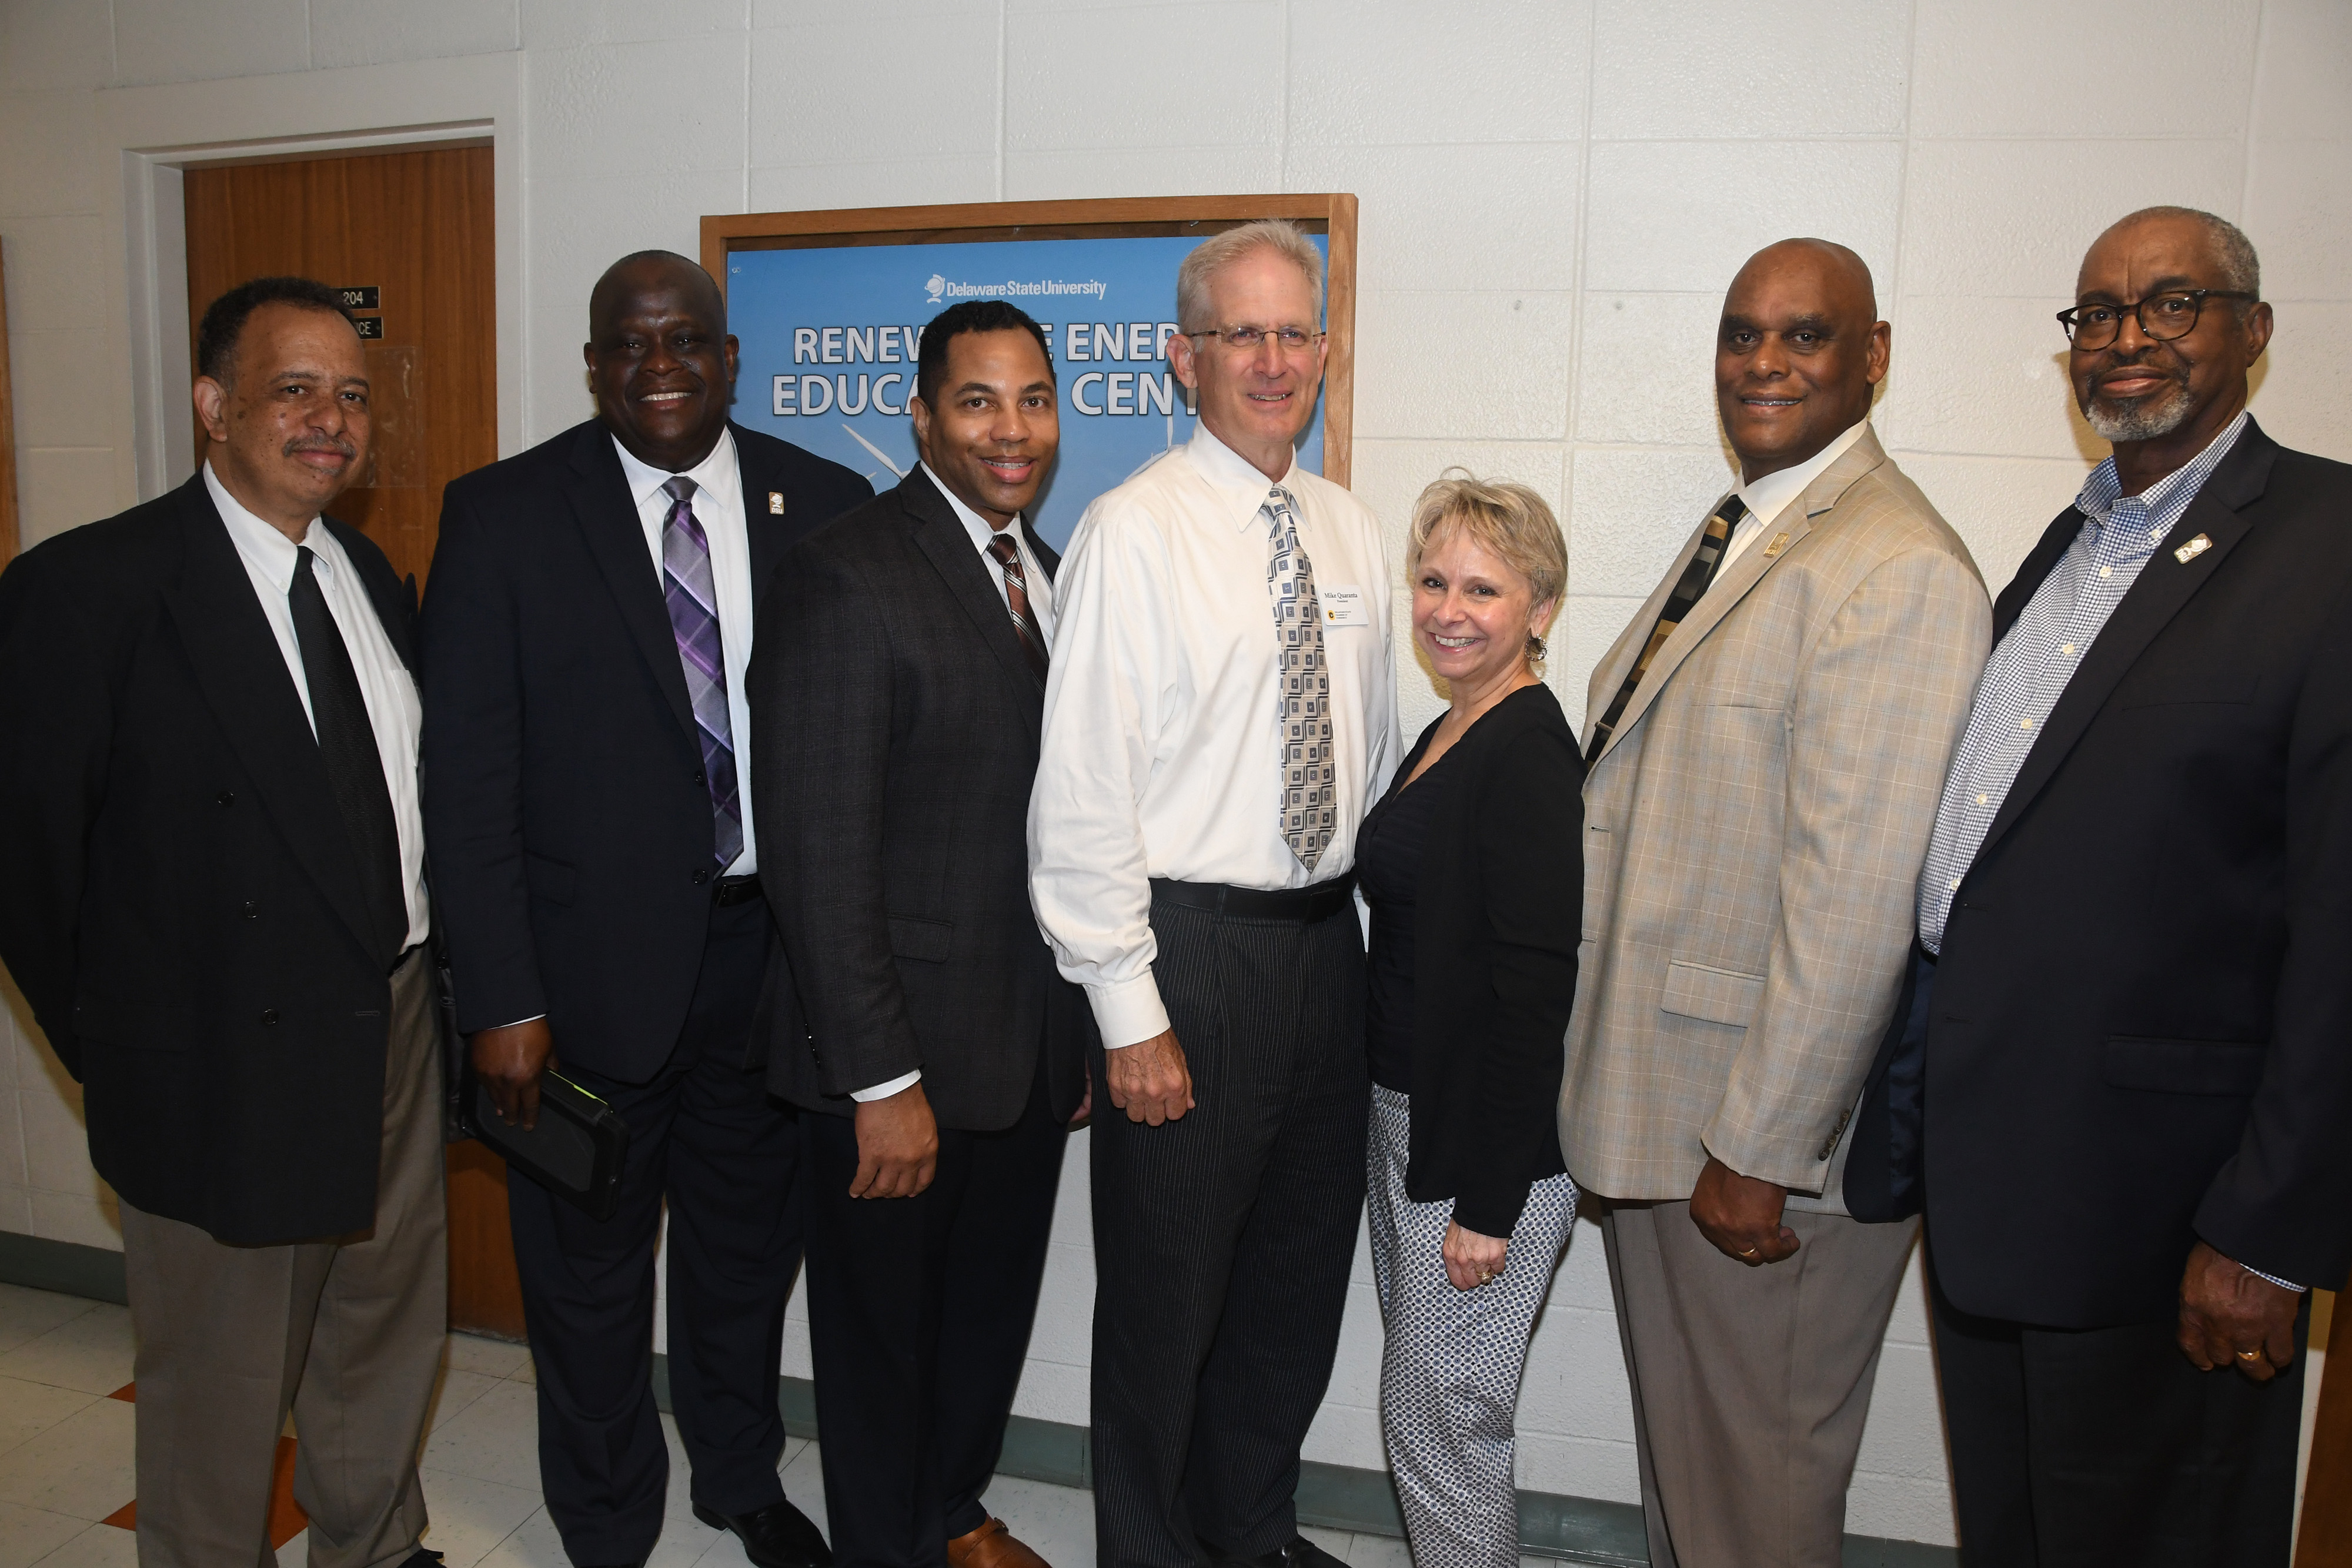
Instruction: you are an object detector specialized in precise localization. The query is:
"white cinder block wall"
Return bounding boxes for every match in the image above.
[4,0,2350,1548]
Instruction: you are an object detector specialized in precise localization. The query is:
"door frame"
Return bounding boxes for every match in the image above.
[93,53,524,505]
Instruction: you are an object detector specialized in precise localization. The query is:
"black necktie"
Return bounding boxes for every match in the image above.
[289,546,408,967]
[1585,494,1748,764]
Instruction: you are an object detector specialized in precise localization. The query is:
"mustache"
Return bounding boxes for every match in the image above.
[2088,347,2187,392]
[283,435,359,460]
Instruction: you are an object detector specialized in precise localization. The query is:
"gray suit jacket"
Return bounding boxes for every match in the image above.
[1559,429,1991,1205]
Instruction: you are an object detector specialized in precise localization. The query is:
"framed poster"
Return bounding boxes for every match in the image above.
[703,195,1357,552]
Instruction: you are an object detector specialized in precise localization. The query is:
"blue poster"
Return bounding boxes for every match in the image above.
[726,234,1328,551]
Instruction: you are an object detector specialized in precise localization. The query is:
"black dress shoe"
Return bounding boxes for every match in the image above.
[1213,1538,1348,1568]
[691,1499,832,1568]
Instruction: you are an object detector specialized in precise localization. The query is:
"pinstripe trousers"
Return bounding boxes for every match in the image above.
[1366,1085,1577,1568]
[1089,894,1371,1568]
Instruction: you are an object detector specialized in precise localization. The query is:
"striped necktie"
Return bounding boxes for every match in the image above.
[660,476,743,868]
[1584,493,1747,764]
[986,531,1050,683]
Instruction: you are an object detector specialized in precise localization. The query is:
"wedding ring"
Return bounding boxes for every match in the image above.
[1739,1246,1759,1258]
[2238,1349,2262,1360]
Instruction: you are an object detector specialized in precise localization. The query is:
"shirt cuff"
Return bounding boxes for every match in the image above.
[1087,972,1171,1049]
[2244,1263,2306,1293]
[849,1069,921,1103]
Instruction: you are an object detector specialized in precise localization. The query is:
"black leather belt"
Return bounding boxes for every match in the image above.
[1150,874,1356,923]
[714,874,764,908]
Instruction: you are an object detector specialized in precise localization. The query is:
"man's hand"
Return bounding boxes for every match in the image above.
[1104,1030,1194,1126]
[1443,1221,1510,1292]
[1068,1064,1093,1131]
[470,1018,555,1131]
[850,1081,939,1199]
[2178,1240,2300,1380]
[1689,1155,1799,1265]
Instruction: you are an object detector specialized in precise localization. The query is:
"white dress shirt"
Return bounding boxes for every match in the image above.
[1028,427,1401,1048]
[920,461,1058,644]
[613,429,759,877]
[1709,417,1874,587]
[205,463,430,949]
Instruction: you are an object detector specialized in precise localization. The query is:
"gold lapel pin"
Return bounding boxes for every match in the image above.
[1761,531,1792,559]
[2174,533,2211,564]
[768,492,786,516]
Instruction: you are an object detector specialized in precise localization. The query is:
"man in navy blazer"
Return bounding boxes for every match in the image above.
[1848,208,2352,1567]
[423,251,869,1568]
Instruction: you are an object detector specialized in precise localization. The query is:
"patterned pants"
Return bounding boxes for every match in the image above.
[1366,1084,1578,1568]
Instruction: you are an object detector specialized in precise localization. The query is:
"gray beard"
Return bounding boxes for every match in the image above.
[2086,377,2195,442]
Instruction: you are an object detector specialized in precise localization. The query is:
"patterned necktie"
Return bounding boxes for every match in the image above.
[1265,485,1337,871]
[985,531,1050,683]
[1584,493,1748,764]
[289,546,409,966]
[660,476,743,868]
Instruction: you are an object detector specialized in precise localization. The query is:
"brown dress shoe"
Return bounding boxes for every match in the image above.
[946,1517,1051,1568]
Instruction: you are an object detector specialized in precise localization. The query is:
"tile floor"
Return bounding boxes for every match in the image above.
[0,1283,1515,1568]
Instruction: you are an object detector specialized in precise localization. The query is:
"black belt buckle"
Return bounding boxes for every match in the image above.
[714,874,763,908]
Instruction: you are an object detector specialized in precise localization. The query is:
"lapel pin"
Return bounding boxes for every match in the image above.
[2174,533,2211,564]
[767,492,786,516]
[1761,531,1792,559]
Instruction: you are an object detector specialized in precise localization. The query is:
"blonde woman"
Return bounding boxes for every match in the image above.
[1359,474,1581,1567]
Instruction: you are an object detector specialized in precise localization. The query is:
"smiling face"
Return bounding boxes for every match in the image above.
[1168,246,1328,481]
[585,255,739,472]
[911,327,1060,529]
[1412,521,1555,697]
[2070,213,2271,460]
[192,301,371,536]
[1715,240,1889,484]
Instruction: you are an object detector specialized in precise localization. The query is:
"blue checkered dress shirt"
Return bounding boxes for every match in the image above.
[1917,410,2248,955]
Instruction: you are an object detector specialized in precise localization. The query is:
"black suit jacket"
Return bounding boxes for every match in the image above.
[420,419,870,1081]
[0,475,422,1244]
[1847,417,2352,1325]
[749,469,1089,1129]
[1369,684,1579,1238]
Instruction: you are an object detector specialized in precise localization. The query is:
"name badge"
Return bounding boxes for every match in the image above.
[1319,585,1371,628]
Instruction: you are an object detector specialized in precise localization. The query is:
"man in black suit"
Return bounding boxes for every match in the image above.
[1848,206,2352,1566]
[422,251,869,1568]
[0,277,444,1568]
[750,300,1090,1568]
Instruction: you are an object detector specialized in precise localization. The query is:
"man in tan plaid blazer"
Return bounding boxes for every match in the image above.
[1560,240,1992,1568]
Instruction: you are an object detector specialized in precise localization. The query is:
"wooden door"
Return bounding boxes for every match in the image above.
[183,145,526,1340]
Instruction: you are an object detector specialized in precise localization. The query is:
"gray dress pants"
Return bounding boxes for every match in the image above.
[119,947,446,1568]
[1599,1198,1917,1568]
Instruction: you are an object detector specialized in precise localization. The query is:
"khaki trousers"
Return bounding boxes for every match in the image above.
[121,948,447,1568]
[1599,1199,1918,1568]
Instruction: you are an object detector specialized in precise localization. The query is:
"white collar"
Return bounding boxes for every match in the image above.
[1735,417,1872,530]
[918,462,1030,554]
[1187,424,1299,531]
[612,426,739,510]
[204,461,325,587]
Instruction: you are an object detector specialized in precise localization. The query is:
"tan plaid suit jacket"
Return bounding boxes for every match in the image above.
[1559,429,1991,1205]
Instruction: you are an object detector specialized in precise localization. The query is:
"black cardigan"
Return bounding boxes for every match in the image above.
[1369,683,1583,1236]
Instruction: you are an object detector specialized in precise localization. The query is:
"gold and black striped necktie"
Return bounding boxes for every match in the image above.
[1583,493,1748,764]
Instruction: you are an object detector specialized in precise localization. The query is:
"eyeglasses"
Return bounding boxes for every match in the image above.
[2056,289,2257,350]
[1184,325,1326,353]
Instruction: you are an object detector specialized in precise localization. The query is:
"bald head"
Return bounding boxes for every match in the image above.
[583,249,739,472]
[1715,238,1889,482]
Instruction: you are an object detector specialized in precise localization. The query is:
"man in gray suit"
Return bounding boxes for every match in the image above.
[1561,240,1992,1568]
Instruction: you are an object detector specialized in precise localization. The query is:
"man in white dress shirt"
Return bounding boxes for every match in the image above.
[1030,220,1400,1568]
[0,278,446,1568]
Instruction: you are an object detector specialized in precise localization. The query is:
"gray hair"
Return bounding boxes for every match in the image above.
[1175,220,1326,332]
[2109,206,2261,297]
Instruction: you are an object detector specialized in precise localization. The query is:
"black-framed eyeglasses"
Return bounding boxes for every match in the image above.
[2056,289,2257,350]
[1184,325,1325,353]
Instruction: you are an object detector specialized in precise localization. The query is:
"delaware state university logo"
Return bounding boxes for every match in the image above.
[924,273,946,304]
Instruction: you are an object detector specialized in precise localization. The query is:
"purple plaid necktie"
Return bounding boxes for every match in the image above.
[660,476,742,868]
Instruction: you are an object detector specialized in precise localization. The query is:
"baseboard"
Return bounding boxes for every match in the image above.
[646,1355,1955,1566]
[0,1231,128,1305]
[0,1248,1954,1567]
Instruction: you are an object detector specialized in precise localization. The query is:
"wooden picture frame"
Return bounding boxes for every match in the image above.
[701,193,1359,487]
